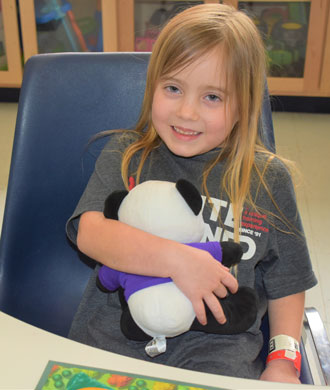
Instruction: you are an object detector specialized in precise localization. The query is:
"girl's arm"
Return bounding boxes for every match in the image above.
[77,210,238,325]
[260,291,305,384]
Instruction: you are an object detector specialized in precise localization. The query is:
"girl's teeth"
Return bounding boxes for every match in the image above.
[173,126,199,135]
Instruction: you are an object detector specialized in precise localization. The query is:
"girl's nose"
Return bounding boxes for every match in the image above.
[176,96,199,121]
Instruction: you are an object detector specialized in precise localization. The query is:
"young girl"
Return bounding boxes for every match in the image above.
[66,3,317,384]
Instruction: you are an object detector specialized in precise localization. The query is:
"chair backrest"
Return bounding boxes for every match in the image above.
[0,52,275,337]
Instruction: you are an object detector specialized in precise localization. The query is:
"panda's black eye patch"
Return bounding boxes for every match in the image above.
[176,179,202,216]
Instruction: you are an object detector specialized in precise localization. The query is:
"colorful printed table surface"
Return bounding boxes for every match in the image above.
[35,361,230,390]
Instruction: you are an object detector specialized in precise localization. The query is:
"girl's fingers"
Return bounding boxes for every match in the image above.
[192,299,207,325]
[221,271,239,294]
[204,293,226,324]
[193,292,227,326]
[213,284,228,298]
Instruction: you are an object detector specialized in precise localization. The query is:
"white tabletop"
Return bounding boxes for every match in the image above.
[0,311,322,390]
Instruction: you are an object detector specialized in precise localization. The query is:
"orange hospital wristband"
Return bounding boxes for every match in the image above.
[266,335,301,374]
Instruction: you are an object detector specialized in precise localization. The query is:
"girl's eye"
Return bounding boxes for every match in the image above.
[165,85,180,94]
[205,94,221,102]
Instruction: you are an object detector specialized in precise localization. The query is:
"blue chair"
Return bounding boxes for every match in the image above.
[0,53,329,385]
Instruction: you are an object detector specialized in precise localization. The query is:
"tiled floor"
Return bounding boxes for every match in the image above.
[0,103,330,338]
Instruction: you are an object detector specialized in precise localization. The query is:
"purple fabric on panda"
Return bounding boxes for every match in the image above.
[98,241,223,301]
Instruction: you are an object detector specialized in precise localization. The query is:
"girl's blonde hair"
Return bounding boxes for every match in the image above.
[120,4,287,241]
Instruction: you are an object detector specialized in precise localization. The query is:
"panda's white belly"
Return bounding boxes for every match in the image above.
[127,282,195,338]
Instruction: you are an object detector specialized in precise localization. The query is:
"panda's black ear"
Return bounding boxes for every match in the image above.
[176,179,202,216]
[103,190,128,220]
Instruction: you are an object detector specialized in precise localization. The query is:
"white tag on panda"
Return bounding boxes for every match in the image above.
[145,336,167,357]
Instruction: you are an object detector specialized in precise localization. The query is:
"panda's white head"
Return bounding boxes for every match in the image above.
[104,179,205,243]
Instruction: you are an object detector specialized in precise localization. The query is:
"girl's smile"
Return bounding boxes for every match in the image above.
[151,47,239,157]
[172,125,201,138]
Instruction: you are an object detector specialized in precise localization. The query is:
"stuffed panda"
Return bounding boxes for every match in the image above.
[97,179,257,357]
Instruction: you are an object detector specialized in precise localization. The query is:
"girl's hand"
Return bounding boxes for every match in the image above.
[169,244,238,325]
[260,360,300,384]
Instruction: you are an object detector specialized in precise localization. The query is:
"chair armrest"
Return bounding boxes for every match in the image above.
[303,307,330,386]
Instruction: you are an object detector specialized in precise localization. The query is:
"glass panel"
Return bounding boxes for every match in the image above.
[238,1,310,78]
[34,0,102,53]
[134,0,205,52]
[0,0,8,70]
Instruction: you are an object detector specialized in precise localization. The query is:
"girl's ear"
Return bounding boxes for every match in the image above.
[103,190,128,220]
[176,179,202,216]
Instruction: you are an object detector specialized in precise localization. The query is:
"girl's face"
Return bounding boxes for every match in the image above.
[151,48,239,157]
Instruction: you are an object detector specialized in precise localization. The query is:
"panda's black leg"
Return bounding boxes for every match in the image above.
[190,287,258,334]
[120,307,152,342]
[116,288,151,341]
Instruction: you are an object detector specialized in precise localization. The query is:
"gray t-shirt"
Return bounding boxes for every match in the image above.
[66,133,317,379]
